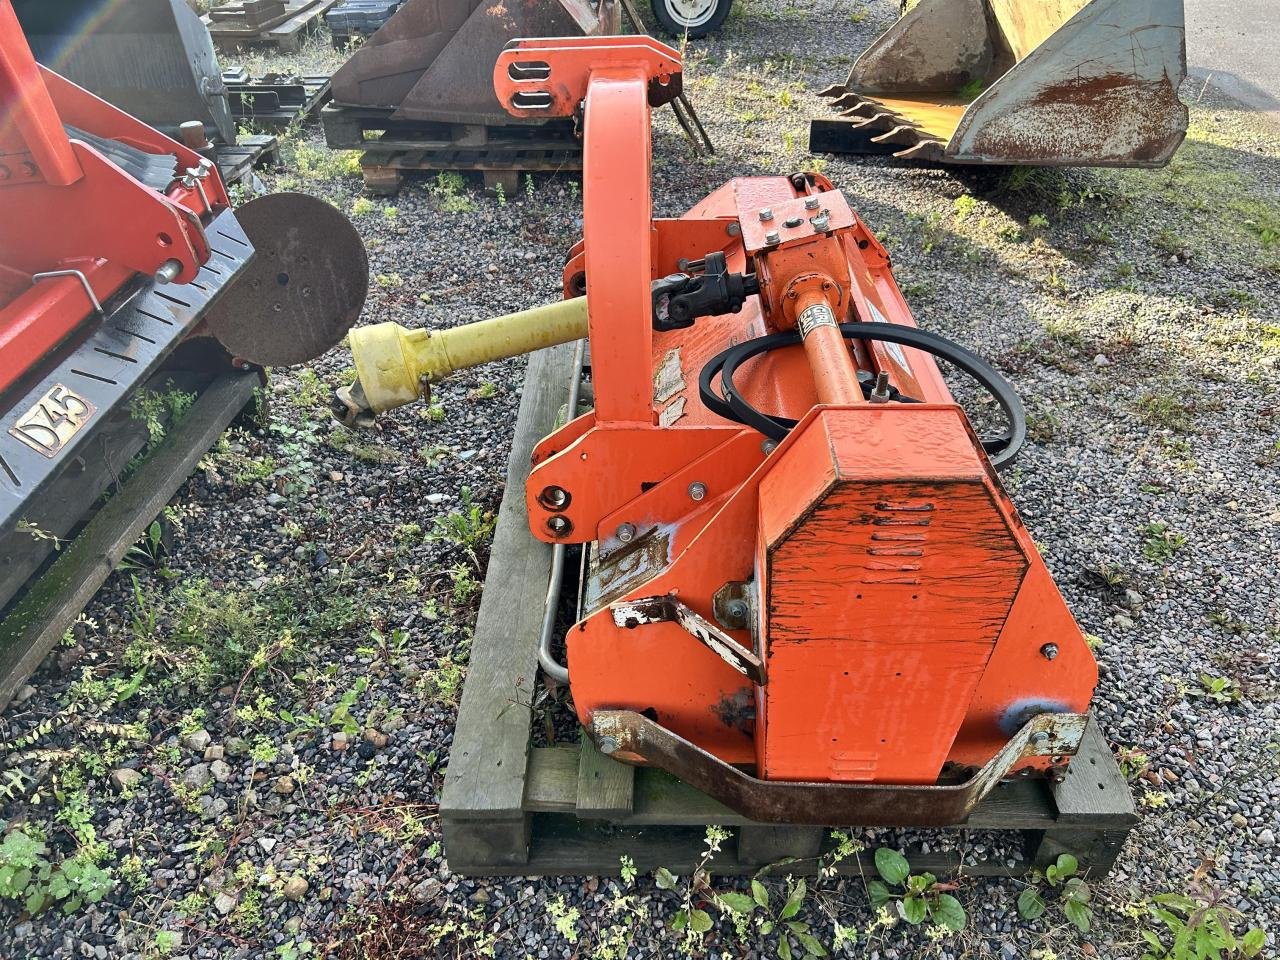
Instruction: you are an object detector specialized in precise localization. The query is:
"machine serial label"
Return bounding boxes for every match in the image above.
[7,384,96,459]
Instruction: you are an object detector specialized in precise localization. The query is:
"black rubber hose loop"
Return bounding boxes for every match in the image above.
[698,323,1027,469]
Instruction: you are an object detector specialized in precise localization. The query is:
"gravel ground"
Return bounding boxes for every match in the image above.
[3,2,1279,958]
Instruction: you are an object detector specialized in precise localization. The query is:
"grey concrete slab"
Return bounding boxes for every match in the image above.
[1184,0,1280,116]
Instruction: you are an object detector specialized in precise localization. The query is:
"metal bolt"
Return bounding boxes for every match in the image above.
[1030,731,1051,748]
[616,523,636,543]
[688,481,707,502]
[598,736,619,755]
[811,211,830,232]
[547,516,570,536]
[154,260,182,284]
[804,196,820,210]
[762,440,778,454]
[764,230,781,245]
[758,207,774,222]
[1040,643,1059,661]
[784,216,803,228]
[541,485,569,509]
[725,599,749,624]
[869,371,891,403]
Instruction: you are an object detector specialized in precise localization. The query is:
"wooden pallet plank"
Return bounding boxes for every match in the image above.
[0,372,258,709]
[737,825,824,864]
[1049,716,1138,828]
[575,736,636,819]
[449,815,1033,878]
[440,346,576,866]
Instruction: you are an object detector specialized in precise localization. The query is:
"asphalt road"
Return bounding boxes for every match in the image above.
[1184,0,1280,115]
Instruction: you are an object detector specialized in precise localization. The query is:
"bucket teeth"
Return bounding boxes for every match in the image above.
[818,83,848,99]
[870,124,923,146]
[892,139,946,162]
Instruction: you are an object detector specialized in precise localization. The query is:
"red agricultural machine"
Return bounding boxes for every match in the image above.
[0,0,362,706]
[338,36,1099,826]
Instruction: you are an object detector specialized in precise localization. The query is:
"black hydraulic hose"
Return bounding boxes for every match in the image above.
[698,323,1027,469]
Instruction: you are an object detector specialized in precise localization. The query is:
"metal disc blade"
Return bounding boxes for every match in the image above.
[205,192,368,367]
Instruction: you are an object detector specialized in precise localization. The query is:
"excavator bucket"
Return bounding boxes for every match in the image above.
[811,0,1188,167]
[329,0,618,125]
[12,0,234,147]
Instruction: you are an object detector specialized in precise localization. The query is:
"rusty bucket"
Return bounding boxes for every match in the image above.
[811,0,1188,167]
[329,0,619,125]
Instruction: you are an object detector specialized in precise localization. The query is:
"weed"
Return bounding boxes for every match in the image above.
[351,197,375,217]
[1136,392,1194,431]
[1195,673,1242,704]
[130,383,196,446]
[869,847,966,931]
[952,194,978,222]
[1017,853,1093,933]
[1142,862,1266,959]
[0,825,114,916]
[428,487,496,568]
[956,77,985,102]
[375,272,404,289]
[471,381,498,400]
[1141,522,1186,565]
[119,520,166,572]
[429,171,475,213]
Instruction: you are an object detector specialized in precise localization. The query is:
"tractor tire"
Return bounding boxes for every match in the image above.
[649,0,732,38]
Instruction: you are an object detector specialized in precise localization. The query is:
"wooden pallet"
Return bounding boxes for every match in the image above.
[206,0,340,53]
[0,372,259,710]
[322,104,579,152]
[439,345,1140,878]
[360,146,581,196]
[225,70,332,132]
[214,134,281,186]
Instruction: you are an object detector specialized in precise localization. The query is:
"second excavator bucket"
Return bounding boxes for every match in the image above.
[329,0,619,125]
[12,0,234,147]
[811,0,1188,167]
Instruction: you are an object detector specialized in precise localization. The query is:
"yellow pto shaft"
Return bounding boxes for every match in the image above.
[337,296,588,423]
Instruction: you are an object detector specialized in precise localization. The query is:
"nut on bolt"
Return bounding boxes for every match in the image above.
[804,196,820,210]
[765,230,781,245]
[758,207,774,222]
[547,515,571,537]
[1040,643,1059,661]
[1030,731,1051,748]
[598,736,620,755]
[688,481,707,502]
[616,523,636,543]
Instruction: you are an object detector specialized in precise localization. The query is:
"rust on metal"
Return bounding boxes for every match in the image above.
[812,0,1187,167]
[610,595,765,684]
[590,710,1089,826]
[329,0,618,125]
[202,193,368,366]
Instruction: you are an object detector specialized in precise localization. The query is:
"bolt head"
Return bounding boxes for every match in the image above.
[541,485,569,509]
[765,231,781,245]
[758,207,774,222]
[547,516,570,536]
[804,197,820,210]
[598,736,619,755]
[1030,731,1051,747]
[1040,643,1059,661]
[761,440,778,454]
[812,214,830,232]
[616,523,636,543]
[688,481,707,502]
[725,599,749,623]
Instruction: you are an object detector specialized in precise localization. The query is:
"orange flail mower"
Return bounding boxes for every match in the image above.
[346,36,1098,826]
